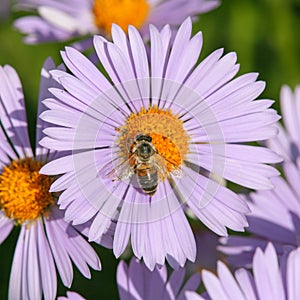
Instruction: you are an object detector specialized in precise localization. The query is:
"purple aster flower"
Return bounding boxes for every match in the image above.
[117,257,200,299]
[219,85,300,267]
[39,19,281,270]
[0,58,108,300]
[14,0,219,44]
[195,243,300,300]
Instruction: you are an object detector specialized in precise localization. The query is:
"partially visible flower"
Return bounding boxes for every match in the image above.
[197,243,300,300]
[0,59,105,300]
[219,85,300,267]
[267,85,300,163]
[14,0,219,44]
[0,0,11,20]
[219,166,300,267]
[117,258,200,300]
[58,291,85,300]
[40,19,281,270]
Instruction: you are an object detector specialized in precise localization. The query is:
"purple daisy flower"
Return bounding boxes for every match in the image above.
[0,58,107,300]
[117,257,200,300]
[14,0,219,44]
[219,85,300,267]
[39,19,281,270]
[195,243,300,300]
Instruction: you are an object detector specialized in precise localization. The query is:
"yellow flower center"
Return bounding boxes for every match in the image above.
[93,0,150,34]
[0,158,54,224]
[117,106,190,178]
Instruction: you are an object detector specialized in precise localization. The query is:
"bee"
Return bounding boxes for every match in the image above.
[102,134,181,196]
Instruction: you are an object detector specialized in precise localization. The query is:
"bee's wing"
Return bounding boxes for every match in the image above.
[155,153,183,178]
[152,154,169,178]
[98,156,134,181]
[168,164,183,177]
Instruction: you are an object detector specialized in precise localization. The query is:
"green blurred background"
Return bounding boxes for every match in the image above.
[0,0,300,299]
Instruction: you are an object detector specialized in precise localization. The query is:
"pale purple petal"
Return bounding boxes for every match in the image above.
[190,143,280,190]
[0,65,33,158]
[14,16,74,43]
[16,0,90,13]
[149,24,171,105]
[165,268,186,298]
[36,57,65,161]
[8,226,26,300]
[94,37,145,112]
[0,125,18,166]
[201,270,230,300]
[117,261,130,300]
[185,291,205,300]
[26,221,42,300]
[144,265,167,300]
[128,258,147,299]
[45,207,101,285]
[218,236,271,268]
[61,46,111,92]
[36,219,57,300]
[177,273,201,300]
[58,291,86,300]
[44,216,73,287]
[280,85,300,149]
[216,261,245,299]
[0,212,14,244]
[179,166,249,235]
[286,247,300,300]
[253,244,285,300]
[117,258,200,300]
[144,0,220,30]
[113,181,196,270]
[267,85,300,162]
[234,269,258,300]
[267,124,292,162]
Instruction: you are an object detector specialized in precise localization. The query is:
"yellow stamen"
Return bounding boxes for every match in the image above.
[0,158,54,224]
[93,0,149,34]
[117,105,190,177]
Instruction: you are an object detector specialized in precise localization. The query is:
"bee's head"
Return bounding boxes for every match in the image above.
[135,134,152,143]
[134,135,154,159]
[137,142,153,159]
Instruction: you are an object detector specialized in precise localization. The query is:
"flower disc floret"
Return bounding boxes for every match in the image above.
[0,158,54,224]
